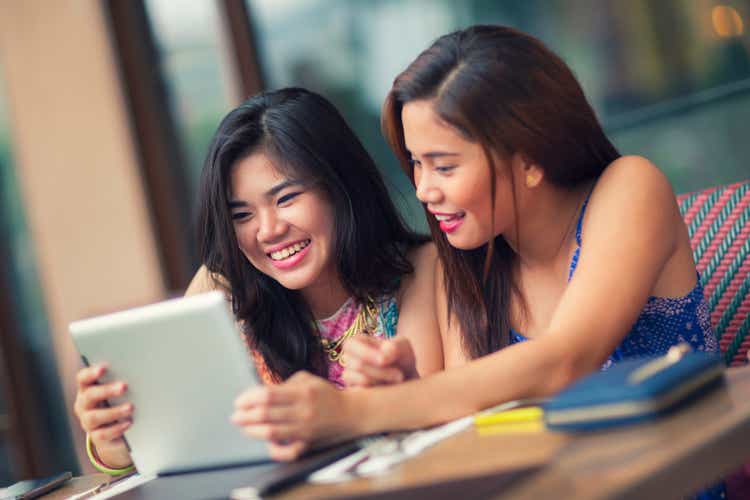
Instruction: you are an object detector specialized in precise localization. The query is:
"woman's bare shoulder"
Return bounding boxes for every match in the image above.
[580,155,684,279]
[184,265,230,296]
[587,155,679,235]
[594,155,676,206]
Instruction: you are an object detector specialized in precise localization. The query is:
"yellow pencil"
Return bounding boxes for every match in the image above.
[473,406,544,427]
[476,420,546,436]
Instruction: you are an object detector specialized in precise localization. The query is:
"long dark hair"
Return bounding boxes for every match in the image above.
[198,88,424,381]
[382,25,620,359]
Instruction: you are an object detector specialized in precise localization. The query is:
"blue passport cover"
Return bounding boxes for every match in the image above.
[543,351,725,431]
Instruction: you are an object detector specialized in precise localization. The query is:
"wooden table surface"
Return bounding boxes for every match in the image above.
[44,365,750,499]
[276,365,750,499]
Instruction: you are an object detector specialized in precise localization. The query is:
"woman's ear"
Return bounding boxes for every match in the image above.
[515,154,544,188]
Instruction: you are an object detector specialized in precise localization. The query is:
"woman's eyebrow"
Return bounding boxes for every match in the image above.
[227,180,303,207]
[423,151,460,159]
[264,179,302,198]
[408,150,460,159]
[228,200,247,208]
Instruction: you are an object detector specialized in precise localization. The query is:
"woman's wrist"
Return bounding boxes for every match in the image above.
[86,434,135,475]
[342,387,383,437]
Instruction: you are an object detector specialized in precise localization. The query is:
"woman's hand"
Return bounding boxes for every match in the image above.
[73,364,134,468]
[342,336,419,387]
[231,371,352,461]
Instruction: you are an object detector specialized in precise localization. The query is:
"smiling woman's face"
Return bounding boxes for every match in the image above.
[228,152,337,293]
[402,99,517,250]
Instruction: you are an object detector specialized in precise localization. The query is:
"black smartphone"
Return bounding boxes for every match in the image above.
[1,471,72,499]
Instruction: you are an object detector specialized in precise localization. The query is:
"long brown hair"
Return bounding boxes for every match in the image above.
[382,25,620,358]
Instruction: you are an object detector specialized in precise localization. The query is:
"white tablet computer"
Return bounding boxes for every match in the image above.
[69,291,270,475]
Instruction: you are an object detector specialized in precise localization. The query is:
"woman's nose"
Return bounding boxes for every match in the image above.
[415,171,441,204]
[257,210,287,243]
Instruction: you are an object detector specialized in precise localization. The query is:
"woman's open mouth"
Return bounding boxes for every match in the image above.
[434,212,465,233]
[267,239,312,269]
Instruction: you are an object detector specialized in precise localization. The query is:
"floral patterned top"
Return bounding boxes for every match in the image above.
[250,294,399,387]
[316,295,399,387]
[510,195,719,367]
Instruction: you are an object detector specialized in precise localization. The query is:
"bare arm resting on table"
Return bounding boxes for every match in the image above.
[235,157,697,456]
[354,157,692,430]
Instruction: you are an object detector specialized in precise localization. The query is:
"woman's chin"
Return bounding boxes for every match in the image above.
[274,274,315,291]
[445,233,488,251]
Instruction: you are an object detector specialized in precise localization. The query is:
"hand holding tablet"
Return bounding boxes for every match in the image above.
[69,291,269,475]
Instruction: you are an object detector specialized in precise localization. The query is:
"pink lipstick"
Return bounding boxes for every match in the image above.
[268,242,312,270]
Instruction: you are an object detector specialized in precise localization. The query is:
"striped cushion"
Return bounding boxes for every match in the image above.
[677,180,750,366]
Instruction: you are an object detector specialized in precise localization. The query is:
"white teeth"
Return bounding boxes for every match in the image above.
[269,240,310,261]
[435,213,463,221]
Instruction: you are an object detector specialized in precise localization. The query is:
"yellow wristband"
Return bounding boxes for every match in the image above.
[86,433,135,476]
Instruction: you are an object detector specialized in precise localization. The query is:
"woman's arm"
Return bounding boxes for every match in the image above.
[347,156,688,432]
[341,242,444,386]
[233,157,691,453]
[392,242,444,376]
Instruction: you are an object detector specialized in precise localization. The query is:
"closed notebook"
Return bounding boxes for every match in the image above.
[543,344,725,431]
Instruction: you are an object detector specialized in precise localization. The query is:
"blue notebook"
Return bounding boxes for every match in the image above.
[543,345,725,431]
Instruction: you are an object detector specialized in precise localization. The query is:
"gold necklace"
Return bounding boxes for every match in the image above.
[320,297,378,366]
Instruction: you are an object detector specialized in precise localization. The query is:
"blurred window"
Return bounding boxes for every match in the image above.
[0,65,15,485]
[247,0,750,221]
[144,0,236,200]
[0,67,76,483]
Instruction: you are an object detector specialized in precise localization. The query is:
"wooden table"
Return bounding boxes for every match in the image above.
[46,365,750,499]
[277,365,750,499]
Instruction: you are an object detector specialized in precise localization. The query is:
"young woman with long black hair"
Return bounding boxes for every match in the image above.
[72,88,442,470]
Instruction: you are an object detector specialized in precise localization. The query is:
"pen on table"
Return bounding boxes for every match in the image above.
[66,472,136,500]
[473,406,544,427]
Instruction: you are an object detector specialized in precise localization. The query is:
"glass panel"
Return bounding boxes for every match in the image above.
[610,90,750,194]
[247,0,750,227]
[0,63,21,486]
[145,0,235,201]
[0,66,77,484]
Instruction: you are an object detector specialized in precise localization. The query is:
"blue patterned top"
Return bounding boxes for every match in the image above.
[510,195,719,367]
[509,195,724,499]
